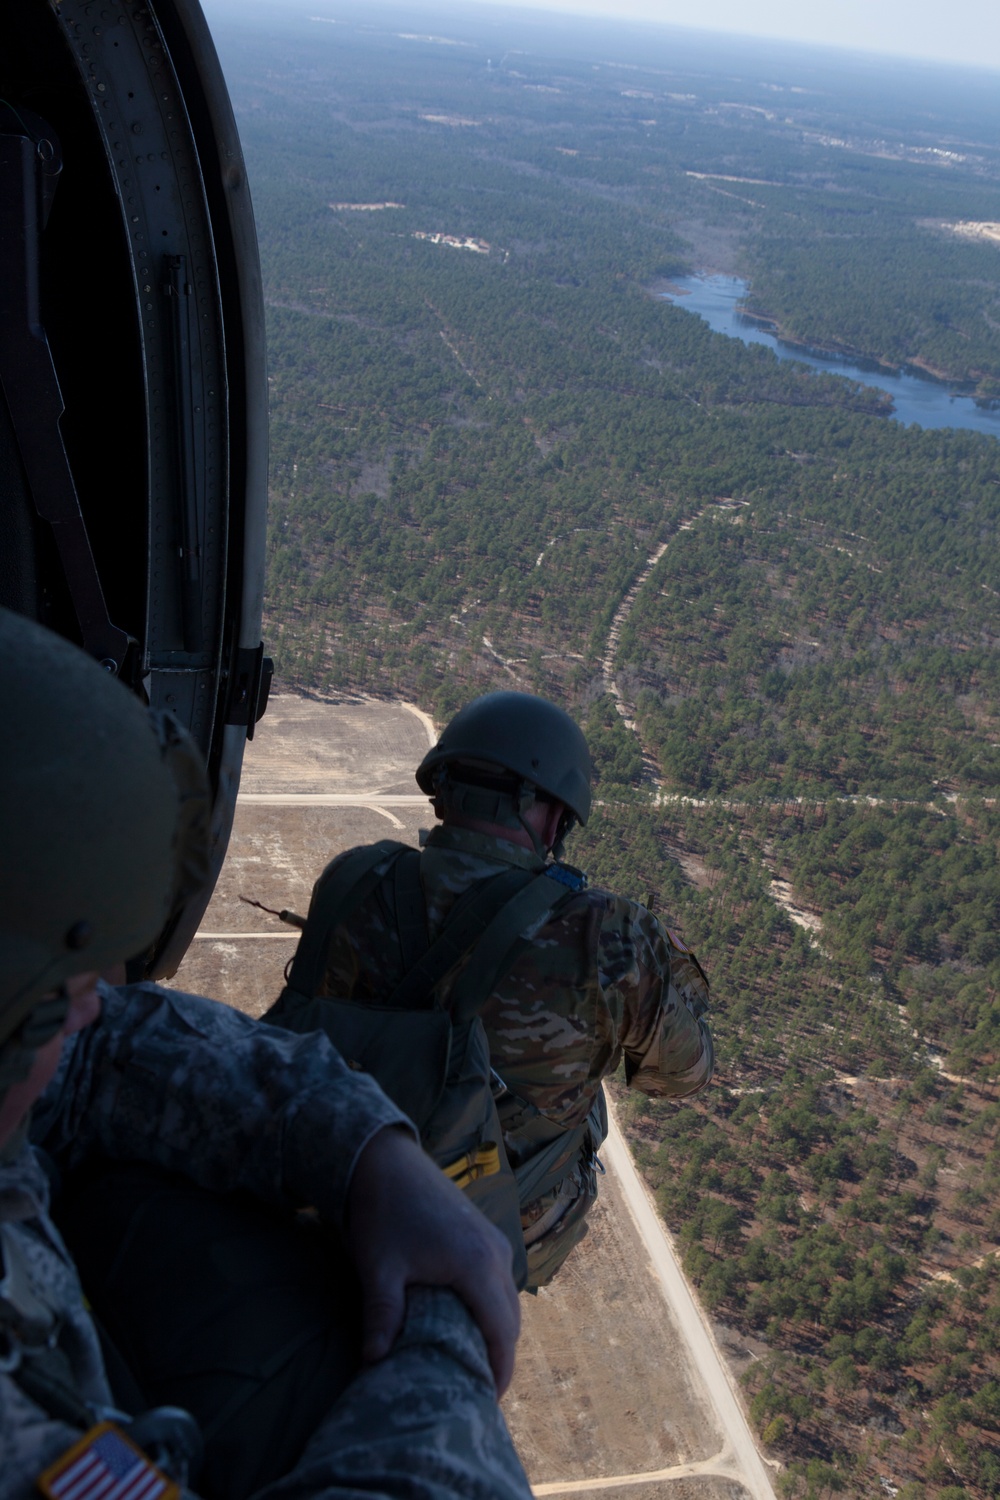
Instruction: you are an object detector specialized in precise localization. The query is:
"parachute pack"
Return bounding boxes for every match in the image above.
[265,840,608,1292]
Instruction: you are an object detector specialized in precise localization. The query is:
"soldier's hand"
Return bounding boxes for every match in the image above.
[345,1125,521,1396]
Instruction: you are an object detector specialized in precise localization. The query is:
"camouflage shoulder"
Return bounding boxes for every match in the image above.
[583,883,647,921]
[599,893,711,1005]
[650,910,712,1016]
[315,839,407,887]
[536,880,618,931]
[622,894,707,966]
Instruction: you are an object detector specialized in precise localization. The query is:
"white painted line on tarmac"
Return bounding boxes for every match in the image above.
[193,933,299,940]
[532,1450,736,1494]
[237,794,429,805]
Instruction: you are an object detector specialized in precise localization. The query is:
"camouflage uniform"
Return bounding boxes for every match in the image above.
[316,825,713,1264]
[2,981,531,1500]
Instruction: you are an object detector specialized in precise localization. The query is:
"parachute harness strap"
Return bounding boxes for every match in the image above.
[441,1142,502,1190]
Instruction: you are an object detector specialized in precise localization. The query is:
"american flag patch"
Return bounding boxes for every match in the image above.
[665,927,689,953]
[37,1422,178,1500]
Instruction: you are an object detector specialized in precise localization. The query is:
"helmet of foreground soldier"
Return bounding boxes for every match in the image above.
[0,608,211,1098]
[416,691,593,827]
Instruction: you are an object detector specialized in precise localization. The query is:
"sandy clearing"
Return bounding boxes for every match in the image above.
[238,694,433,795]
[685,172,780,188]
[767,879,821,932]
[940,220,1000,245]
[503,1159,727,1488]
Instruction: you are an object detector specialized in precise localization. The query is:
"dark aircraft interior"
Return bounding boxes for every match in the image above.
[1,0,270,973]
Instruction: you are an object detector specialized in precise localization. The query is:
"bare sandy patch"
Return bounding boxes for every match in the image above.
[238,694,435,796]
[504,1167,722,1484]
[419,113,480,126]
[938,220,1000,245]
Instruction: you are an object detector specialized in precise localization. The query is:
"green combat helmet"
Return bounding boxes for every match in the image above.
[416,692,592,859]
[0,608,210,1104]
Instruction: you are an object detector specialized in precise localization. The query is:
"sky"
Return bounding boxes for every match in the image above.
[208,0,1000,75]
[445,0,1000,73]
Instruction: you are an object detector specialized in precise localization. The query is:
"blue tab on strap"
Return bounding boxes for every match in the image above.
[543,861,588,892]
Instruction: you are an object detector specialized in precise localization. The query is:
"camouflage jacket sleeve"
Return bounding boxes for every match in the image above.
[599,899,714,1100]
[30,981,412,1227]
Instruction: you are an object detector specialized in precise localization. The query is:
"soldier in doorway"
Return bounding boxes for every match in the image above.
[268,691,714,1292]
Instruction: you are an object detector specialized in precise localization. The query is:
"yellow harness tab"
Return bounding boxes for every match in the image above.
[442,1142,502,1190]
[37,1420,179,1500]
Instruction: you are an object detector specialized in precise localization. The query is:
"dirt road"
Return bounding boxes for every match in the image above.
[601,1110,777,1500]
[170,695,774,1498]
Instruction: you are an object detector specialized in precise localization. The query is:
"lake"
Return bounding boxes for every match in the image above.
[659,276,1000,439]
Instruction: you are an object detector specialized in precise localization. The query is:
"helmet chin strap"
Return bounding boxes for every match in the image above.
[549,813,577,865]
[513,783,578,864]
[513,782,550,864]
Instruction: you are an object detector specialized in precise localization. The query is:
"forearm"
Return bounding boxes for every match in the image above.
[627,1010,714,1097]
[31,981,410,1226]
[609,903,714,1099]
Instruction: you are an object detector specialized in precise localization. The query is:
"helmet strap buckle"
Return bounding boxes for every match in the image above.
[514,780,550,864]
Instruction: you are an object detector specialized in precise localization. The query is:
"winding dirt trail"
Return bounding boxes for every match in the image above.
[595,500,967,949]
[601,541,668,736]
[600,503,748,784]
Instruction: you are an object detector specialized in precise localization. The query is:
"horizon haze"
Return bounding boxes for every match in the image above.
[203,0,1000,75]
